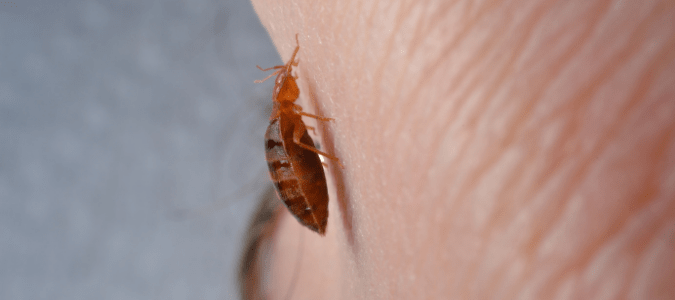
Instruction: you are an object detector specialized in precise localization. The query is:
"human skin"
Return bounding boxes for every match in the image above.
[249,0,675,299]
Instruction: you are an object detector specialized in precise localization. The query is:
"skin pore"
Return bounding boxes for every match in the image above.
[248,0,675,299]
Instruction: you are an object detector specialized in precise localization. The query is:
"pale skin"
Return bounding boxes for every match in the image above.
[250,0,675,299]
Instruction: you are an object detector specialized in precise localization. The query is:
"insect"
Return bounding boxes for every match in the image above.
[255,34,343,235]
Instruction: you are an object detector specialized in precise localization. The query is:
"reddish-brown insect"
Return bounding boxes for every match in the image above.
[255,34,343,236]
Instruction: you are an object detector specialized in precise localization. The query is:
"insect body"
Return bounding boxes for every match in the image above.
[256,35,342,235]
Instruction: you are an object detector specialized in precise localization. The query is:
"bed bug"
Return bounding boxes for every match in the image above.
[255,34,343,236]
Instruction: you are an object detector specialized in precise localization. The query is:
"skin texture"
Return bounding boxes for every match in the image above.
[249,0,675,299]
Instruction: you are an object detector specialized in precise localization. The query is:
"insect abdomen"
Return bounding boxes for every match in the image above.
[264,118,329,235]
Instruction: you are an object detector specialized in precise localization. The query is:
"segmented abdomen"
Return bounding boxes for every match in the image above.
[264,118,328,235]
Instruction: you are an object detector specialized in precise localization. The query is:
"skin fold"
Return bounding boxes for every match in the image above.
[249,0,675,299]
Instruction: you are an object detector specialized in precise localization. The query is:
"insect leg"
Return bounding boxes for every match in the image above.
[292,104,334,122]
[292,120,344,169]
[256,65,285,72]
[297,111,334,122]
[305,125,317,135]
[254,69,282,83]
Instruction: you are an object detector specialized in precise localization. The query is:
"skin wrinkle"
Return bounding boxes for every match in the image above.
[419,2,563,294]
[372,0,417,156]
[388,1,463,183]
[514,3,591,82]
[388,0,436,105]
[630,220,675,299]
[523,0,669,276]
[400,0,495,142]
[248,0,675,298]
[522,0,635,261]
[618,179,670,298]
[590,190,674,299]
[450,0,554,243]
[464,0,664,298]
[520,9,674,300]
[501,0,608,223]
[402,0,455,78]
[457,145,526,297]
[473,157,530,298]
[544,32,675,298]
[414,18,506,214]
[561,121,673,299]
[415,0,530,203]
[461,0,614,296]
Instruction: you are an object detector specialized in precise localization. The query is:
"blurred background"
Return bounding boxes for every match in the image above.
[0,0,279,299]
